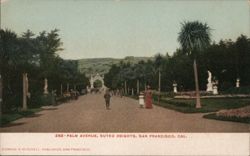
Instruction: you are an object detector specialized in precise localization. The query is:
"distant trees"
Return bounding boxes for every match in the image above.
[0,29,88,114]
[201,35,250,90]
[104,34,250,98]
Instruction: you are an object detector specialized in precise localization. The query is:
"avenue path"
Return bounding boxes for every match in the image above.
[0,94,249,132]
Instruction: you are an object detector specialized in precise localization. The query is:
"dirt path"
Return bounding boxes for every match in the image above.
[0,94,249,132]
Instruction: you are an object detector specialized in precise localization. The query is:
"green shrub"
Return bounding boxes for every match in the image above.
[30,93,56,107]
[56,96,71,103]
[152,92,175,98]
[0,108,42,126]
[3,94,22,113]
[223,86,250,94]
[0,114,22,125]
[161,99,195,107]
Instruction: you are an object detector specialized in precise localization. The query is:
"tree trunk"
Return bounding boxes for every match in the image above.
[0,74,3,116]
[124,81,127,95]
[22,73,27,110]
[158,70,161,92]
[137,79,139,94]
[67,83,69,92]
[193,59,201,108]
[158,70,161,104]
[60,84,63,96]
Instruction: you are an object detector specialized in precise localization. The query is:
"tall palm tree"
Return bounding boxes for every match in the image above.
[178,21,211,108]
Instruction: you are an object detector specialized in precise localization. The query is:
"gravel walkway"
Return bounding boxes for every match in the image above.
[0,94,249,132]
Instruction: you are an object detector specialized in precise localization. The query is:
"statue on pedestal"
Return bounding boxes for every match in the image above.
[236,78,240,88]
[173,81,178,93]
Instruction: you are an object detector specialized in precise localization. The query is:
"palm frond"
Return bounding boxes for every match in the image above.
[178,21,212,56]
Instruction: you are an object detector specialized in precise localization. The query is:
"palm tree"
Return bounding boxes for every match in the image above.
[178,21,211,108]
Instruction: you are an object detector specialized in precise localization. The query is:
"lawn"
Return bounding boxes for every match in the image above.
[0,95,75,127]
[128,95,250,123]
[0,108,42,126]
[154,97,250,113]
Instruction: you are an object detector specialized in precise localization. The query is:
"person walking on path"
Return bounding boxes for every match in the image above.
[104,89,111,110]
[145,85,153,109]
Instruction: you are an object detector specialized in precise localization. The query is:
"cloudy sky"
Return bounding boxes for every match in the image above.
[1,0,249,59]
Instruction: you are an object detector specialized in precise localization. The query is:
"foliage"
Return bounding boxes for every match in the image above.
[0,29,88,113]
[178,21,211,57]
[222,86,250,95]
[0,108,42,126]
[155,98,250,113]
[78,57,152,77]
[93,79,103,88]
[104,34,250,93]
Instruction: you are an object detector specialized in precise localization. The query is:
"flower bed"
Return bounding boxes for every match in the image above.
[203,106,250,124]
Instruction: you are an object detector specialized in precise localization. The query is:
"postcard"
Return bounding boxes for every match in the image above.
[0,0,249,155]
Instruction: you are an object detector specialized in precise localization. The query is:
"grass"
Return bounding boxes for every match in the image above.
[203,113,250,124]
[0,95,78,127]
[154,98,250,113]
[127,95,250,113]
[0,108,42,126]
[129,95,250,123]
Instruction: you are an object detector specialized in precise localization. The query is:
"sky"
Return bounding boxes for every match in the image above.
[1,0,250,59]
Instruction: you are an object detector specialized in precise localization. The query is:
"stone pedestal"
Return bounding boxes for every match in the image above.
[213,85,218,95]
[173,83,177,93]
[139,93,144,108]
[206,83,213,92]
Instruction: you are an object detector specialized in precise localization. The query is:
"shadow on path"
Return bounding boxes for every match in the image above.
[2,122,26,128]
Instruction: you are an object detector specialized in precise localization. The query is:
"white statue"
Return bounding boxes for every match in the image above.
[44,78,48,94]
[206,70,213,92]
